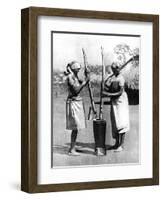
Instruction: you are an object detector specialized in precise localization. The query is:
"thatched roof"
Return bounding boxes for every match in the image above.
[121,62,139,90]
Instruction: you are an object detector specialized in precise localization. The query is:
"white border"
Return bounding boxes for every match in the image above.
[37,16,153,184]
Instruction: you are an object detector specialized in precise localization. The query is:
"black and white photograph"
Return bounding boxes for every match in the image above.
[52,31,140,168]
[20,6,159,193]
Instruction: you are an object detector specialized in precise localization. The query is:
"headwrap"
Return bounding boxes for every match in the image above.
[111,61,121,69]
[64,61,81,76]
[70,61,81,70]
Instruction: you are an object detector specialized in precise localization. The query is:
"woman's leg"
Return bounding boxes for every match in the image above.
[114,132,125,152]
[114,133,119,149]
[69,129,80,155]
[119,133,125,147]
[114,133,125,152]
[70,129,78,151]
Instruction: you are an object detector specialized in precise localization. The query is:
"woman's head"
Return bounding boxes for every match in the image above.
[69,61,81,75]
[111,62,121,76]
[64,61,81,76]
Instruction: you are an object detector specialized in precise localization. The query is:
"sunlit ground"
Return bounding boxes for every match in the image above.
[52,95,139,168]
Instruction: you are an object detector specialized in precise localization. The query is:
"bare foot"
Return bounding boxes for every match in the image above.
[114,146,123,152]
[68,149,80,156]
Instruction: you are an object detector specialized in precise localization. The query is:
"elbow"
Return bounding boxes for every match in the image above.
[115,90,123,97]
[104,86,110,92]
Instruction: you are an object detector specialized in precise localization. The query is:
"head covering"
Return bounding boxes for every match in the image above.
[111,62,121,69]
[70,61,81,70]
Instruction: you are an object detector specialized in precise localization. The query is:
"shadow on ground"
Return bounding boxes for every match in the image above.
[52,97,139,167]
[53,142,114,156]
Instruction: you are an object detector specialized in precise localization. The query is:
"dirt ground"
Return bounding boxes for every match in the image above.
[52,95,139,168]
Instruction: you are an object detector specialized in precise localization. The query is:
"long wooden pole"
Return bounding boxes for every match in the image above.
[104,55,139,85]
[82,48,97,119]
[99,47,105,120]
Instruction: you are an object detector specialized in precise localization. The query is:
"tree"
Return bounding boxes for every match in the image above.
[114,43,139,66]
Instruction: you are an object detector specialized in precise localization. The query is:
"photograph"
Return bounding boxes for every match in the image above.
[21,7,159,193]
[52,31,140,168]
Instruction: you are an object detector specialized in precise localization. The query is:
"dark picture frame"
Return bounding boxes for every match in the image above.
[21,7,159,193]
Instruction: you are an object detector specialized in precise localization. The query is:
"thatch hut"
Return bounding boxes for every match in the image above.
[121,62,139,105]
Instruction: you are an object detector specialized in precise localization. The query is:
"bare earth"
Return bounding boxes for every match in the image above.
[52,95,139,168]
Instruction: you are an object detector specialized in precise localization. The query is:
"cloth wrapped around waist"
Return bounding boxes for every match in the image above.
[111,92,130,136]
[66,98,86,130]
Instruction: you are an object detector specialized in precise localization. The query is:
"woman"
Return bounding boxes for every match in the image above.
[66,61,89,155]
[103,62,130,152]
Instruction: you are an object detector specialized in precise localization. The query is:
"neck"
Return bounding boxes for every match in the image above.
[114,72,119,77]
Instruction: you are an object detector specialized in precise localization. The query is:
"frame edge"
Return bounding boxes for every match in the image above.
[152,15,159,185]
[21,6,160,193]
[21,8,30,192]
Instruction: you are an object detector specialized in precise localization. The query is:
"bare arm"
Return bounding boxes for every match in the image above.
[102,86,124,97]
[104,73,113,84]
[68,76,89,96]
[75,79,89,95]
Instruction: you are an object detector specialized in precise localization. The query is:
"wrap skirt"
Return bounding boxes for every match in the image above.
[111,92,130,138]
[66,98,86,130]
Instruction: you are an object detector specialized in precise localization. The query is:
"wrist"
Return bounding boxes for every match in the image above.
[82,81,87,86]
